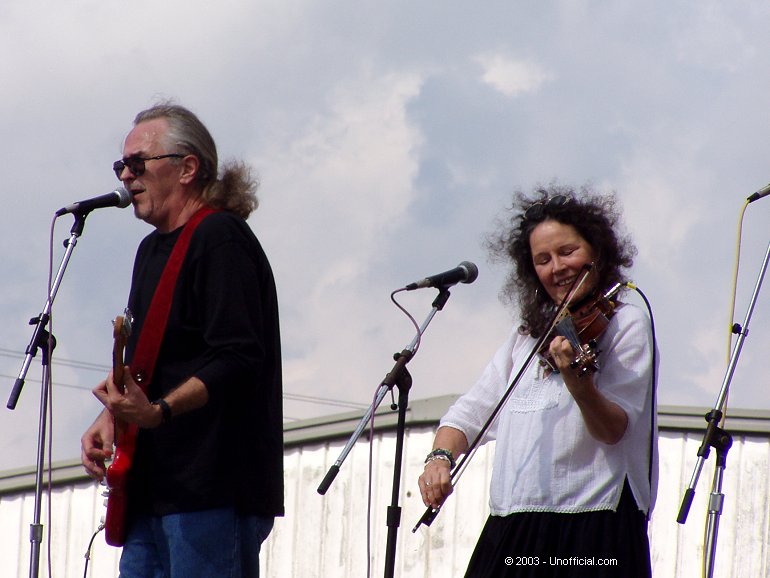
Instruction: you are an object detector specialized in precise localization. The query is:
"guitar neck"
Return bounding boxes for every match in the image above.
[112,314,131,392]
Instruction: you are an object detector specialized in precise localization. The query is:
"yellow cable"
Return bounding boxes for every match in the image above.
[728,201,749,357]
[722,200,750,428]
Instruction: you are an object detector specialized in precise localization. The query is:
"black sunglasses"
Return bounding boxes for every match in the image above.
[523,194,569,221]
[113,154,185,180]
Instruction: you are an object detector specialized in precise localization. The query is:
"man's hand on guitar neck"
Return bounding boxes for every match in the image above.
[93,367,164,430]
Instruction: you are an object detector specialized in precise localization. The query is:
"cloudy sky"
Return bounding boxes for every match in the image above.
[2,1,770,472]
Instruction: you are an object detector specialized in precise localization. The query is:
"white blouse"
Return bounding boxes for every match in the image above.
[441,303,658,516]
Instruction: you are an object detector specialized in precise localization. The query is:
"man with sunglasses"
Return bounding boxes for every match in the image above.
[80,103,284,578]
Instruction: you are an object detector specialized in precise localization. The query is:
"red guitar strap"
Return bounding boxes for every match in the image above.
[130,206,216,391]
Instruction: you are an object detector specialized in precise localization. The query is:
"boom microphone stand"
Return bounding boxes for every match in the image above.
[7,211,91,578]
[677,239,770,578]
[317,286,454,578]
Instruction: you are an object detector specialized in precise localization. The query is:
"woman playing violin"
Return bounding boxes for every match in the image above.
[418,183,657,577]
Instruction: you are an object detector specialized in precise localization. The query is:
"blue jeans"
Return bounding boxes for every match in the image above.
[118,508,274,578]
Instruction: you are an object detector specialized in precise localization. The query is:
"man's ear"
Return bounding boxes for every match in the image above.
[179,155,200,184]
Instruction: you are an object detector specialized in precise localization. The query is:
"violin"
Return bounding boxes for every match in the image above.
[538,285,622,376]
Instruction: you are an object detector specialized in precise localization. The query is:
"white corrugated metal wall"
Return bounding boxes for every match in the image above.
[2,412,770,577]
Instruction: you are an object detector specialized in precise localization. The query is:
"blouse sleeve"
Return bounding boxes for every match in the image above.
[594,303,655,434]
[440,327,532,445]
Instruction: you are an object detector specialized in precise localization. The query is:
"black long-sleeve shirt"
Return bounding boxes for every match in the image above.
[125,211,284,518]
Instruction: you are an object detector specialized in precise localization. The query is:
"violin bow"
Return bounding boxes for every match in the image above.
[412,267,629,531]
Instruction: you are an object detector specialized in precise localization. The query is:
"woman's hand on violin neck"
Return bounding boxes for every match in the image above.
[548,337,575,372]
[548,336,592,387]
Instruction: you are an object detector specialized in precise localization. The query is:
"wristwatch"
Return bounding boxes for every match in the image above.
[151,398,173,424]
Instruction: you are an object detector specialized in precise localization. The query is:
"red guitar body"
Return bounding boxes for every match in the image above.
[103,312,139,547]
[104,422,139,546]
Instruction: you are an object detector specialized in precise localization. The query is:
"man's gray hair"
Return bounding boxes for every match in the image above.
[134,102,259,219]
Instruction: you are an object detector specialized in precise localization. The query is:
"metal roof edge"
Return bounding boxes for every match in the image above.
[657,404,770,434]
[0,395,462,497]
[2,398,769,496]
[283,393,460,448]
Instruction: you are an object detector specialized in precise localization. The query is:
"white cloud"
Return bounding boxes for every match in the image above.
[255,70,425,271]
[3,0,770,471]
[475,53,553,97]
[250,71,428,400]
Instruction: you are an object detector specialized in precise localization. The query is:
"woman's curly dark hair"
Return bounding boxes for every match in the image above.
[487,182,637,338]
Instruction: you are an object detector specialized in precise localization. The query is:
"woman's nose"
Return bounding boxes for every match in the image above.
[551,255,566,272]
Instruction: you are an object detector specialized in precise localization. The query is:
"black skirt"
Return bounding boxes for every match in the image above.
[464,481,651,578]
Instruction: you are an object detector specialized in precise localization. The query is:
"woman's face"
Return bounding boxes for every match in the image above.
[529,219,598,304]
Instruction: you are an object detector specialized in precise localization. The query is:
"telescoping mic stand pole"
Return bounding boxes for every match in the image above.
[677,239,770,578]
[7,212,90,578]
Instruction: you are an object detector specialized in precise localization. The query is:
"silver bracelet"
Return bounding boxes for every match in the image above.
[424,454,452,467]
[424,448,456,468]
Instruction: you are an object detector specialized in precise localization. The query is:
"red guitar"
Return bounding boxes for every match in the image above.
[102,208,210,546]
[103,310,138,547]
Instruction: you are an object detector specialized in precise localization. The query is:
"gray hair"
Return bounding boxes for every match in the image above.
[134,102,259,219]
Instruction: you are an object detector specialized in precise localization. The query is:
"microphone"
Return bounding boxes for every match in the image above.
[55,187,133,216]
[747,182,770,203]
[405,261,479,290]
